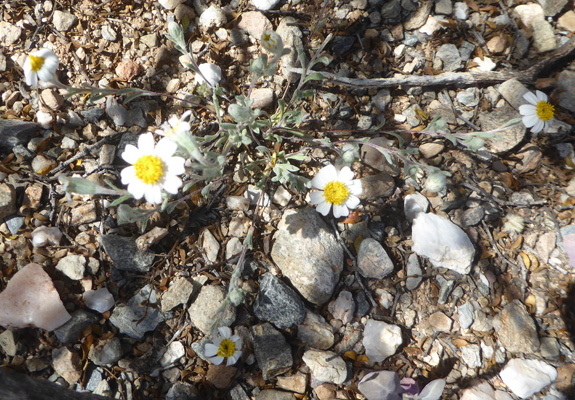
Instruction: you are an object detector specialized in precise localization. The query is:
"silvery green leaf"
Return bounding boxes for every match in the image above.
[229,104,253,123]
[444,132,458,146]
[117,204,151,226]
[464,136,485,151]
[310,55,332,68]
[220,123,238,131]
[110,195,132,207]
[304,72,324,83]
[59,176,120,196]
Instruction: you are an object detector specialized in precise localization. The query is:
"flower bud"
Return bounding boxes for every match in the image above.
[261,30,283,54]
[425,172,447,193]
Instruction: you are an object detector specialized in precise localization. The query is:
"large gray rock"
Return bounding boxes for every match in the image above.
[99,234,155,273]
[558,70,575,113]
[271,208,343,305]
[480,106,526,154]
[253,273,306,329]
[0,120,40,153]
[188,285,235,335]
[251,323,292,379]
[493,300,540,354]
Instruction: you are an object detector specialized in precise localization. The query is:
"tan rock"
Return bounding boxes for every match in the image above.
[558,10,575,31]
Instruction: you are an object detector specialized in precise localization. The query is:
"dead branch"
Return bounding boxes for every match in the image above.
[289,36,575,89]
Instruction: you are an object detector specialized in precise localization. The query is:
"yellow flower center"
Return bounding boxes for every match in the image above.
[134,155,164,185]
[323,181,350,206]
[536,100,555,122]
[29,54,45,73]
[217,339,236,358]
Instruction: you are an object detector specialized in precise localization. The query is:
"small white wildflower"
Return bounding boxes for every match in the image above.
[310,164,362,218]
[120,132,185,204]
[23,48,60,88]
[519,90,555,134]
[194,63,222,87]
[261,30,283,54]
[204,326,242,366]
[502,213,525,234]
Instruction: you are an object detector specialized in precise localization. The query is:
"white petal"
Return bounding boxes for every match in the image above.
[531,119,544,134]
[310,191,326,205]
[231,335,242,348]
[122,145,141,164]
[166,157,185,176]
[337,166,355,183]
[311,164,337,190]
[522,114,539,128]
[121,166,137,184]
[127,181,146,200]
[519,104,535,117]
[204,343,219,357]
[523,91,538,105]
[218,326,232,338]
[138,132,155,153]
[156,137,178,157]
[144,186,163,204]
[227,353,240,366]
[535,90,548,102]
[316,201,331,216]
[26,72,38,87]
[345,195,360,210]
[208,355,224,365]
[163,175,182,195]
[348,180,362,196]
[333,204,349,218]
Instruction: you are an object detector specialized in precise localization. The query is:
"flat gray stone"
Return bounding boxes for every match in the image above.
[109,284,165,339]
[271,208,343,305]
[99,234,155,273]
[405,254,422,290]
[0,120,40,153]
[297,310,335,350]
[253,273,306,329]
[357,238,394,279]
[251,323,292,380]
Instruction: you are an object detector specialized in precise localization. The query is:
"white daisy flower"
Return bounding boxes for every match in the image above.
[310,164,362,218]
[23,48,60,88]
[156,111,192,143]
[519,90,555,134]
[204,326,242,366]
[120,133,185,204]
[194,63,222,87]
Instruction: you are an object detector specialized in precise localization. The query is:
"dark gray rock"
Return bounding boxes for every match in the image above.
[354,291,370,317]
[229,385,251,400]
[0,120,40,153]
[54,310,99,344]
[437,275,455,305]
[406,254,422,290]
[462,206,485,227]
[109,284,165,339]
[251,323,292,380]
[99,234,155,273]
[80,108,105,124]
[253,273,306,329]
